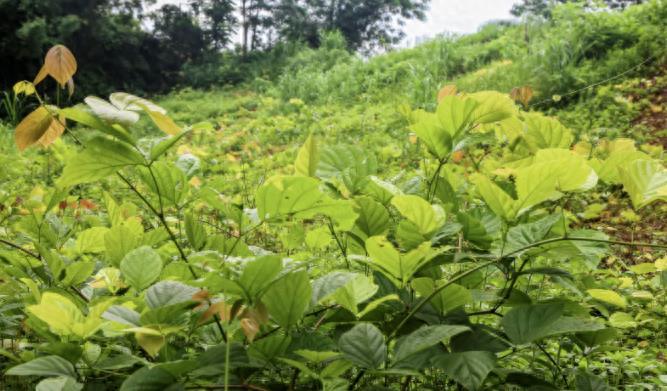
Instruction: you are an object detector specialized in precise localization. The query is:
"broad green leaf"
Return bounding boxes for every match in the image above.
[435,95,479,140]
[338,323,386,369]
[60,106,134,144]
[6,356,76,378]
[501,214,560,256]
[471,174,516,221]
[349,196,390,241]
[263,270,311,329]
[469,91,517,124]
[311,271,357,305]
[502,303,563,344]
[391,195,445,236]
[295,133,319,177]
[184,213,207,250]
[134,332,166,358]
[331,275,378,315]
[316,145,378,194]
[120,367,176,391]
[27,292,84,337]
[596,149,648,184]
[62,261,95,286]
[411,110,452,160]
[394,325,470,364]
[239,255,283,302]
[256,175,358,230]
[120,246,162,291]
[145,281,199,309]
[138,162,189,207]
[76,227,109,253]
[608,312,637,329]
[58,137,145,187]
[36,376,82,391]
[105,224,143,266]
[150,130,191,161]
[102,305,141,326]
[575,370,610,391]
[586,289,627,308]
[85,96,139,126]
[432,351,496,391]
[365,236,438,287]
[618,159,667,209]
[412,278,472,314]
[522,112,573,152]
[109,92,166,114]
[357,294,400,318]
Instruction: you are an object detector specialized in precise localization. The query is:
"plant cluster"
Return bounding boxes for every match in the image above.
[0,44,666,391]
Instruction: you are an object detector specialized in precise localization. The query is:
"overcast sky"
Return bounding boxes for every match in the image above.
[402,0,519,45]
[155,0,520,46]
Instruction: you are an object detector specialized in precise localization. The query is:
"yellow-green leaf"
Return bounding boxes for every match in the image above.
[294,133,319,177]
[587,289,627,308]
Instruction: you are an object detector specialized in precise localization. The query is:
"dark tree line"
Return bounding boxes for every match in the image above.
[0,0,429,95]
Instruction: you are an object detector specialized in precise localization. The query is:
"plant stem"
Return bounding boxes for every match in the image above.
[390,260,497,338]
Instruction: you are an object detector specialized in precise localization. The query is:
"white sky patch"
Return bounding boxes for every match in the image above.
[402,0,520,45]
[153,0,520,47]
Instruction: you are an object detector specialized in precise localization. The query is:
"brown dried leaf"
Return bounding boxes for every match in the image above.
[15,107,54,151]
[437,84,458,102]
[510,86,534,106]
[42,45,78,87]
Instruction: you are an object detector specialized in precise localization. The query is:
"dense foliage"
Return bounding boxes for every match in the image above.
[1,1,666,390]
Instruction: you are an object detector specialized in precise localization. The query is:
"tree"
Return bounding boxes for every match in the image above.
[195,0,237,50]
[511,0,644,17]
[268,0,430,52]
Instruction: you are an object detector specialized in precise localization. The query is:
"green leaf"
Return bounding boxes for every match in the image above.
[184,213,207,251]
[239,255,283,302]
[411,110,452,160]
[394,325,470,364]
[317,145,378,194]
[105,224,143,266]
[412,278,472,314]
[431,351,496,391]
[263,270,311,329]
[36,376,83,391]
[138,162,189,207]
[618,159,667,209]
[76,227,109,253]
[145,281,199,309]
[471,174,516,221]
[27,293,84,337]
[391,195,445,236]
[60,106,134,144]
[150,130,191,161]
[435,95,479,140]
[521,112,573,152]
[501,214,560,256]
[502,303,563,344]
[349,196,390,241]
[58,137,145,187]
[85,96,139,126]
[311,271,357,305]
[6,356,76,378]
[586,289,627,308]
[120,246,162,291]
[469,91,517,124]
[331,275,378,315]
[256,175,358,230]
[295,133,319,177]
[120,367,177,391]
[365,236,438,287]
[338,323,387,369]
[575,370,611,391]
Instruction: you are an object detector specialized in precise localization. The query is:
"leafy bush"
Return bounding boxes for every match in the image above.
[1,44,666,390]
